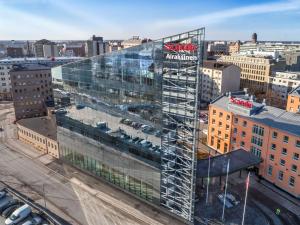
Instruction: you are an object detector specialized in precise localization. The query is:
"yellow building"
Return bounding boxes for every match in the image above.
[286,86,300,113]
[17,116,59,158]
[217,55,285,95]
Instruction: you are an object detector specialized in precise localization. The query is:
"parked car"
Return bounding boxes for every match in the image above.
[2,204,23,218]
[75,104,85,110]
[0,199,19,212]
[154,130,162,137]
[0,196,13,210]
[0,190,7,199]
[5,204,31,225]
[21,214,43,225]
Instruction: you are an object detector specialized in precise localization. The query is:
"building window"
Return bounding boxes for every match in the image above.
[212,119,215,124]
[296,140,300,148]
[293,153,299,160]
[211,128,215,133]
[218,131,221,137]
[213,110,216,116]
[271,143,276,150]
[219,112,223,117]
[272,131,278,139]
[210,137,214,146]
[289,176,295,187]
[282,148,287,155]
[232,137,236,144]
[218,122,222,127]
[224,143,228,153]
[268,165,273,175]
[226,115,230,121]
[278,171,284,181]
[269,154,274,161]
[225,134,229,140]
[283,136,289,143]
[242,131,246,137]
[234,118,238,124]
[240,141,245,147]
[250,146,261,158]
[291,164,297,172]
[251,136,263,147]
[243,121,247,127]
[252,125,264,136]
[280,159,286,166]
[226,125,229,130]
[233,128,237,134]
[217,140,221,150]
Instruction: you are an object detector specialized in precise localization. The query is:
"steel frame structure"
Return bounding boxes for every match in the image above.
[160,28,205,222]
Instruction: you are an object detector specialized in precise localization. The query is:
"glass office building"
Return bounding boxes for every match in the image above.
[53,28,205,222]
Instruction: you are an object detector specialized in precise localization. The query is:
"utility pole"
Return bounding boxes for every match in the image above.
[242,172,250,225]
[206,150,211,204]
[221,159,230,221]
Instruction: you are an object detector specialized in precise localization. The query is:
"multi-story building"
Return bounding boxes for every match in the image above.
[53,28,205,222]
[217,55,286,95]
[104,40,123,53]
[85,35,104,57]
[62,43,85,57]
[284,51,300,71]
[17,115,59,158]
[200,61,240,103]
[6,47,24,58]
[267,72,300,108]
[0,57,82,100]
[10,64,53,120]
[207,93,300,198]
[228,41,240,55]
[239,42,300,54]
[34,39,58,58]
[121,36,142,49]
[286,86,300,113]
[207,41,228,55]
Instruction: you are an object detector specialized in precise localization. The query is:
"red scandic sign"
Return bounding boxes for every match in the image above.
[164,43,198,52]
[230,97,253,108]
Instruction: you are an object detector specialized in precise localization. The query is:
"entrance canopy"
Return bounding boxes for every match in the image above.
[196,149,262,178]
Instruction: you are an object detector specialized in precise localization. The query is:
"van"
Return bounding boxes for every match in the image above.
[5,204,31,225]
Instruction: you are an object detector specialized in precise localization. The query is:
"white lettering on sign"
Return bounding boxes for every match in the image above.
[165,53,198,61]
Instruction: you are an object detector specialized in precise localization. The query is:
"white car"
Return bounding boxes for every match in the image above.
[5,204,31,225]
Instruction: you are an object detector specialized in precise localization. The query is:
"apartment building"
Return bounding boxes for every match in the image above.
[17,115,59,158]
[121,36,142,49]
[228,41,240,55]
[0,64,13,100]
[10,64,53,120]
[286,86,300,113]
[207,93,300,198]
[34,39,58,58]
[200,61,241,103]
[267,72,300,108]
[217,55,286,94]
[207,41,228,55]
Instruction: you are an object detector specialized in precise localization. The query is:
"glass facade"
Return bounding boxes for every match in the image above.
[54,28,205,222]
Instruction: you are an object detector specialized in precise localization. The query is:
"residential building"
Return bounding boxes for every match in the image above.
[239,42,300,55]
[53,28,205,222]
[284,51,300,71]
[121,36,142,49]
[252,33,258,43]
[207,93,300,198]
[85,35,104,57]
[62,43,85,57]
[217,55,286,95]
[0,57,82,100]
[207,41,228,55]
[267,72,300,108]
[17,115,59,158]
[104,41,123,53]
[6,47,24,58]
[200,61,241,103]
[286,86,300,113]
[10,64,53,120]
[34,39,58,58]
[228,41,241,55]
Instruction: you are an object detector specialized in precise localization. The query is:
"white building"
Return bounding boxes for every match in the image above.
[0,57,82,100]
[240,42,300,55]
[207,41,228,55]
[200,61,241,103]
[43,44,59,58]
[121,36,142,49]
[268,71,300,105]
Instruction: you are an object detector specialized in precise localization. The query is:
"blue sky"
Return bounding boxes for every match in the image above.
[0,0,300,41]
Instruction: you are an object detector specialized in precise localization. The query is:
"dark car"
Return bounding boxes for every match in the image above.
[0,199,19,213]
[2,204,22,218]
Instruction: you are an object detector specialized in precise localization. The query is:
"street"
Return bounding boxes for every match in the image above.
[0,103,184,225]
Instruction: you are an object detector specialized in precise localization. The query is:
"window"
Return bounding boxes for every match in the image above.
[218,131,221,136]
[219,112,223,117]
[268,165,273,175]
[271,143,276,150]
[278,171,283,181]
[242,131,246,137]
[212,119,215,124]
[224,143,228,153]
[226,115,230,121]
[233,128,237,134]
[234,118,238,124]
[269,154,274,161]
[226,125,229,130]
[210,137,214,146]
[217,140,221,150]
[252,125,264,136]
[281,148,287,155]
[251,136,263,147]
[211,128,215,133]
[218,122,222,127]
[225,134,229,140]
[272,131,278,139]
[250,146,261,158]
[291,164,297,172]
[293,153,299,160]
[243,121,247,127]
[280,159,286,166]
[296,140,300,148]
[283,136,289,143]
[289,176,295,187]
[232,137,236,143]
[213,110,216,116]
[240,141,245,147]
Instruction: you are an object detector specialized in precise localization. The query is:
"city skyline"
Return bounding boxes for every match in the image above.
[0,0,300,41]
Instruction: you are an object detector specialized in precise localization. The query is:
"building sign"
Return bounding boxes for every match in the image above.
[164,43,198,61]
[230,97,253,108]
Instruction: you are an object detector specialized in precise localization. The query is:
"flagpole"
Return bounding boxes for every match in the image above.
[242,172,250,225]
[221,159,230,221]
[206,150,211,204]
